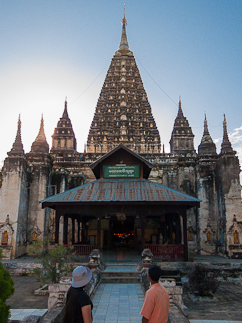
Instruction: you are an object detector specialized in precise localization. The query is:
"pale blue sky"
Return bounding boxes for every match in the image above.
[1,0,242,171]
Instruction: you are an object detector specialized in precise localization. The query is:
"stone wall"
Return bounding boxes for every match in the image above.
[0,156,28,259]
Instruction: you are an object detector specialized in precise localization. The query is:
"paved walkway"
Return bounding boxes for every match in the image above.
[190,321,242,323]
[92,283,144,323]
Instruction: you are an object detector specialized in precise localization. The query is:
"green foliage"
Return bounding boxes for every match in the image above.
[0,249,14,323]
[188,264,219,297]
[29,238,74,285]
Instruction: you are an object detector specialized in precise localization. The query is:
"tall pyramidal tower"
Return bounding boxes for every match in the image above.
[86,11,161,154]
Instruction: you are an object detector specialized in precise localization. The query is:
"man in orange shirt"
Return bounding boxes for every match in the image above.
[140,265,169,323]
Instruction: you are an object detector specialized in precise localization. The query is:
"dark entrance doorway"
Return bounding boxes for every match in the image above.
[111,215,135,249]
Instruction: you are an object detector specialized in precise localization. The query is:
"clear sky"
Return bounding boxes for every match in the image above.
[1,0,242,175]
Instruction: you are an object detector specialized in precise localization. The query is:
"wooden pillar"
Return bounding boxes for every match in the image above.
[134,227,137,250]
[55,210,61,244]
[81,218,86,243]
[77,219,80,243]
[141,216,145,251]
[72,217,75,245]
[97,217,101,249]
[175,215,180,244]
[107,219,111,251]
[181,209,188,261]
[63,215,68,245]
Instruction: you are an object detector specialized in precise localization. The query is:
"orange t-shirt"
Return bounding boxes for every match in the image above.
[140,283,169,323]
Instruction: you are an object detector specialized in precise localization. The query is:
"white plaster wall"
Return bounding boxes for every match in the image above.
[0,169,25,258]
[225,179,242,256]
[28,169,49,239]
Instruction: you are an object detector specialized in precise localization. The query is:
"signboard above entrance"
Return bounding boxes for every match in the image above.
[103,165,140,178]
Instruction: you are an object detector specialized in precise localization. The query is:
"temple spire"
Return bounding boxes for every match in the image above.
[62,97,69,118]
[119,7,129,52]
[204,114,209,134]
[170,98,195,155]
[30,115,49,153]
[51,99,77,155]
[198,115,216,156]
[220,114,234,155]
[178,96,184,118]
[8,115,25,156]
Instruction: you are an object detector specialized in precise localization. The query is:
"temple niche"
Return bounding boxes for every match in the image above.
[0,12,242,259]
[0,215,14,259]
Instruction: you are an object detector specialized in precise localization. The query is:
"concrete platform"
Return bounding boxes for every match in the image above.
[9,309,47,321]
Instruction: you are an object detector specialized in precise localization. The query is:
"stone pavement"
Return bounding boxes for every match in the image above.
[190,321,242,323]
[92,283,144,323]
[6,276,48,309]
[4,255,242,323]
[183,282,242,322]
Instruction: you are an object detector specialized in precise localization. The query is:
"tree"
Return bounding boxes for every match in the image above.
[188,264,219,297]
[0,249,14,323]
[29,238,74,285]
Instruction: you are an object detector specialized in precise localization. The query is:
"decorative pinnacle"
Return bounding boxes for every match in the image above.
[8,114,24,156]
[220,114,234,154]
[204,114,209,134]
[63,98,69,118]
[122,5,127,25]
[178,97,184,117]
[119,7,129,51]
[35,114,47,142]
[17,114,21,136]
[223,114,229,140]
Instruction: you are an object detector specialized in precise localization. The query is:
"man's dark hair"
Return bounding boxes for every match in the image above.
[148,264,162,282]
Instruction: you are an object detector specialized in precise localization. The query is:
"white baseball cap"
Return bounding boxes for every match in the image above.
[71,266,92,288]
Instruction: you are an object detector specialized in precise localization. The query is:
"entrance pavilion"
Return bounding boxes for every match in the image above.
[41,144,200,261]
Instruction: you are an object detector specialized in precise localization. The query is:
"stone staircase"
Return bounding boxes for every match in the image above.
[101,265,141,284]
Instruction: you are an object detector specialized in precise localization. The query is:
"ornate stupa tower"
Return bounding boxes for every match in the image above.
[0,116,28,259]
[51,99,77,157]
[196,115,218,255]
[26,115,51,243]
[170,98,195,156]
[86,10,161,154]
[216,115,241,256]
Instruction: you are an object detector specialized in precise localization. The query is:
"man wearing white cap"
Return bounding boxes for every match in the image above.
[63,266,93,323]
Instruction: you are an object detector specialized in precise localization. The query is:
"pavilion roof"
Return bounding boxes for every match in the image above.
[41,178,200,208]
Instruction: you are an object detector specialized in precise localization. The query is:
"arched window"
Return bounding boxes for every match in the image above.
[2,231,8,245]
[234,231,239,244]
[52,232,55,241]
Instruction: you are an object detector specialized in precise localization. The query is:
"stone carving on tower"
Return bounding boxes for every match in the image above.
[50,100,85,194]
[7,115,25,156]
[51,99,77,157]
[170,99,195,156]
[86,11,161,154]
[215,115,242,256]
[26,116,51,242]
[0,116,28,259]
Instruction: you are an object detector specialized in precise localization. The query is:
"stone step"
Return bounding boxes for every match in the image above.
[101,276,141,284]
[102,271,139,277]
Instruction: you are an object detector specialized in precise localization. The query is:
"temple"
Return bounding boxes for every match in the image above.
[0,13,241,260]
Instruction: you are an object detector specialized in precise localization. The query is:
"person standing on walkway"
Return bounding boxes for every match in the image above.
[63,266,93,323]
[140,264,169,323]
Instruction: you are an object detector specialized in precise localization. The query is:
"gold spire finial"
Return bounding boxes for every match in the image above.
[204,113,208,133]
